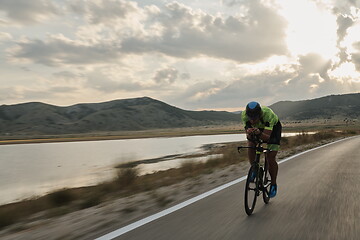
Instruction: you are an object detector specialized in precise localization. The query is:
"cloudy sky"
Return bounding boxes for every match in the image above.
[0,0,360,111]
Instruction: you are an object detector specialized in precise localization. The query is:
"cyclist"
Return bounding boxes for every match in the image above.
[241,101,282,198]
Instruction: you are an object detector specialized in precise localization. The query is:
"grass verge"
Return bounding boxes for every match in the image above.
[0,129,358,230]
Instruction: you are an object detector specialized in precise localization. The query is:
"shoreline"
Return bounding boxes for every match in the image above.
[0,132,240,145]
[0,125,243,145]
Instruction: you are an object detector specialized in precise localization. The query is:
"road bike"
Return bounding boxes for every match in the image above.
[238,140,272,215]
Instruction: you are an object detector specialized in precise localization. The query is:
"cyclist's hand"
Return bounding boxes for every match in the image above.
[247,128,260,135]
[246,128,261,143]
[246,128,254,134]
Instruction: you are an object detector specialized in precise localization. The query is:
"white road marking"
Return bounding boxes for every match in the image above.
[95,136,356,240]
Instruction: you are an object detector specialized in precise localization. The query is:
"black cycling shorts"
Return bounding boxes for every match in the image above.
[268,121,282,145]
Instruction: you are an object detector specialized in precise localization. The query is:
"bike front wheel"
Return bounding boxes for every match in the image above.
[262,161,271,204]
[244,165,258,215]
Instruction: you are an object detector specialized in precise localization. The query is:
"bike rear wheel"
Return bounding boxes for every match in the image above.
[244,165,258,215]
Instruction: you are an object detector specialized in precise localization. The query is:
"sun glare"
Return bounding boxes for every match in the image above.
[277,0,338,60]
[330,62,360,81]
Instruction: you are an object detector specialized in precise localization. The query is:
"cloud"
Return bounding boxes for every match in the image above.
[52,71,79,79]
[0,84,79,103]
[0,32,12,41]
[166,80,227,108]
[19,86,80,102]
[165,69,296,109]
[49,86,79,94]
[352,41,360,71]
[68,0,138,24]
[0,19,7,25]
[298,53,332,81]
[180,72,191,80]
[167,63,360,110]
[285,53,333,91]
[85,70,119,92]
[121,0,288,63]
[335,15,354,65]
[0,87,19,101]
[152,67,178,84]
[0,0,59,24]
[299,0,358,71]
[7,0,288,68]
[352,41,360,50]
[8,35,121,66]
[207,71,294,106]
[332,0,360,15]
[85,68,144,92]
[221,0,252,7]
[336,15,354,44]
[2,0,359,109]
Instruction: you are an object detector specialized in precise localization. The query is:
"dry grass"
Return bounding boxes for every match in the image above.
[280,130,356,149]
[0,129,359,229]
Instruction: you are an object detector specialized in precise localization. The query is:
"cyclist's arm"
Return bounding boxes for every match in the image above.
[260,108,278,141]
[243,119,254,140]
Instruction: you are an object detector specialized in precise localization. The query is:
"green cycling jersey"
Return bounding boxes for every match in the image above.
[241,106,279,131]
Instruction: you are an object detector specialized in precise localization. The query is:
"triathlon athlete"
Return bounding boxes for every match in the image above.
[241,101,282,198]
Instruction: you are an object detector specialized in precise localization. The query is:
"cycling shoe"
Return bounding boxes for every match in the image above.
[269,184,277,198]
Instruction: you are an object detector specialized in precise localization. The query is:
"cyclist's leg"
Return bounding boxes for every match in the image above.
[247,140,256,165]
[266,121,282,186]
[247,141,257,182]
[266,150,278,185]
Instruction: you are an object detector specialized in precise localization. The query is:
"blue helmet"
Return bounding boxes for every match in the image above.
[246,101,261,120]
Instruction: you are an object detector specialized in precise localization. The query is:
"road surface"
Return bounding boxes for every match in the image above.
[96,136,360,240]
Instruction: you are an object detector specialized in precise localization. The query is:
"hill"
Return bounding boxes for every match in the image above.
[0,93,359,136]
[269,93,360,120]
[0,97,239,135]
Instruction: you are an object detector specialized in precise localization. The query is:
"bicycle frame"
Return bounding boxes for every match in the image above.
[238,141,271,170]
[238,140,272,215]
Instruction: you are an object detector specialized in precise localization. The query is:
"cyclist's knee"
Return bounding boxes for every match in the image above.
[267,151,278,161]
[268,150,278,157]
[247,140,255,147]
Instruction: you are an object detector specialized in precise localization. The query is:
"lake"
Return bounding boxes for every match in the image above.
[0,133,298,205]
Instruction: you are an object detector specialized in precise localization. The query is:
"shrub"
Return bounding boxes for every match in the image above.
[151,192,173,207]
[116,167,138,188]
[0,211,15,229]
[47,189,76,207]
[281,137,289,145]
[345,130,357,134]
[313,131,336,141]
[204,158,221,169]
[79,193,102,209]
[180,161,198,175]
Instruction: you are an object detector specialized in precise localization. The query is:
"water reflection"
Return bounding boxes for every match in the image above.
[138,154,223,175]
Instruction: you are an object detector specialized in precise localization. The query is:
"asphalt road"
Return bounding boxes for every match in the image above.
[99,136,360,240]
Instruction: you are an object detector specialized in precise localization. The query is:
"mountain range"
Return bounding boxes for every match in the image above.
[269,93,360,120]
[0,97,239,135]
[0,93,359,135]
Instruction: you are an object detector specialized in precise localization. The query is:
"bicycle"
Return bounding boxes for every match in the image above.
[238,139,272,215]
